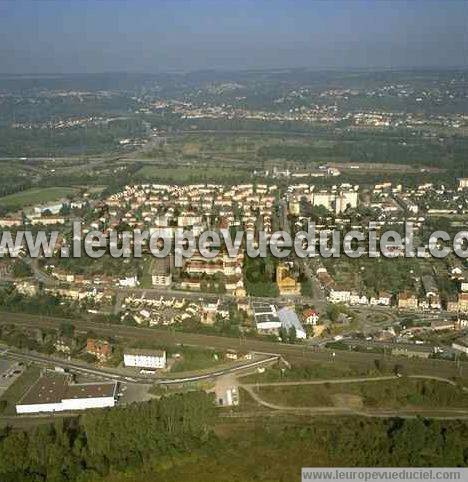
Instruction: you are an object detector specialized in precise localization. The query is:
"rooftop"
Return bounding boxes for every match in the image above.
[124,348,166,357]
[19,373,117,405]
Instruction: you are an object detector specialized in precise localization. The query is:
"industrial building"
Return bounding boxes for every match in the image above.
[16,372,117,414]
[251,301,282,333]
[277,307,307,339]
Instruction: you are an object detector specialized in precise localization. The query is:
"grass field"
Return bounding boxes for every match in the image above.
[136,165,251,183]
[240,362,371,384]
[0,187,78,208]
[170,346,222,373]
[256,378,468,410]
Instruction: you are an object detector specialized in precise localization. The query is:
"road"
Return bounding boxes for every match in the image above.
[300,258,327,313]
[1,311,467,381]
[241,375,468,420]
[241,374,468,390]
[2,345,279,385]
[241,385,468,420]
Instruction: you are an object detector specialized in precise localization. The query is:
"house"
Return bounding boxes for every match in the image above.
[316,268,335,290]
[151,257,172,287]
[118,276,139,288]
[30,216,66,226]
[349,292,369,305]
[123,349,166,369]
[447,297,459,312]
[459,293,468,313]
[225,349,239,360]
[329,287,351,304]
[0,217,22,227]
[398,292,418,310]
[302,308,319,325]
[86,338,112,362]
[14,280,38,296]
[54,336,75,355]
[391,346,432,359]
[456,317,468,330]
[377,292,392,306]
[276,263,301,296]
[430,320,454,331]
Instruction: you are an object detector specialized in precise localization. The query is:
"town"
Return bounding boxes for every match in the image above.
[0,175,467,367]
[0,7,468,474]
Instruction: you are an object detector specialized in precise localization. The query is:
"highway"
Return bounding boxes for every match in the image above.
[1,311,467,381]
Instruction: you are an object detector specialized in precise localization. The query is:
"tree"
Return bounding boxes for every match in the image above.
[288,327,297,344]
[59,321,75,338]
[12,261,32,278]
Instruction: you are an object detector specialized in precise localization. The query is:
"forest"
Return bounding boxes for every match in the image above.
[0,391,215,482]
[0,392,467,481]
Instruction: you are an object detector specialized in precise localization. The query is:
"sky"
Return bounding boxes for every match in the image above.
[0,0,466,74]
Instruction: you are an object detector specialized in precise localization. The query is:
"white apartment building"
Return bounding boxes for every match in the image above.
[124,349,167,369]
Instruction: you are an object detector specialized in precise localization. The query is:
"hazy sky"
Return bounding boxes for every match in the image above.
[0,0,466,74]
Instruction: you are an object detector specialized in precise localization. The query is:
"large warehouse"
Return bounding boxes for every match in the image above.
[16,372,117,414]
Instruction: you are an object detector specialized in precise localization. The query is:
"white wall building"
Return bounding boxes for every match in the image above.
[277,307,307,339]
[16,374,117,414]
[124,349,167,369]
[329,288,351,304]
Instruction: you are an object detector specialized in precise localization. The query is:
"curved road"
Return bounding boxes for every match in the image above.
[241,375,468,420]
[242,374,468,391]
[3,346,279,385]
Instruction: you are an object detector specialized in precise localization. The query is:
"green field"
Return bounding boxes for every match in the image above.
[0,187,78,208]
[170,346,222,373]
[256,378,468,410]
[136,164,251,183]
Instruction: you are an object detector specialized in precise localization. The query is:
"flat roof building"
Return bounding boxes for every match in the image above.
[277,307,307,339]
[16,373,117,414]
[251,302,282,333]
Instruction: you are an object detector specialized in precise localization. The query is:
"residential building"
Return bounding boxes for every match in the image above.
[329,287,351,304]
[86,338,112,362]
[459,293,468,313]
[276,263,301,296]
[398,292,419,310]
[151,257,172,287]
[123,349,166,369]
[302,308,319,325]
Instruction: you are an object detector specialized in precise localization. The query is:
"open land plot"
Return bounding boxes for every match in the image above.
[0,186,79,208]
[135,164,252,183]
[254,378,468,410]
